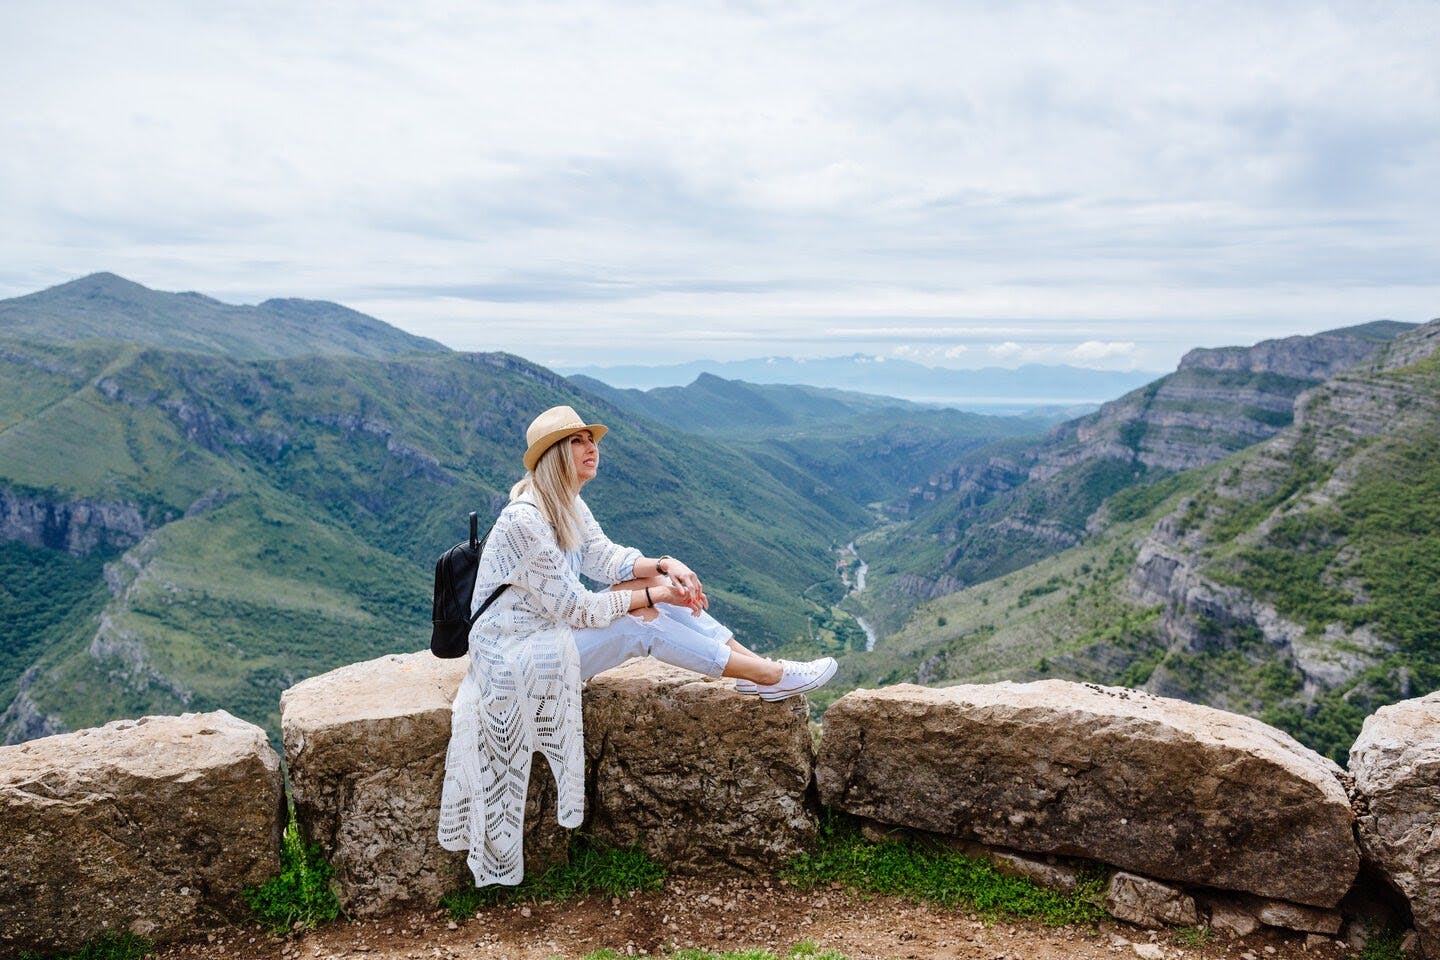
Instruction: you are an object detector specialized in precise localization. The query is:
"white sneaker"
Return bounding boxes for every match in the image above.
[753,657,838,702]
[734,679,759,695]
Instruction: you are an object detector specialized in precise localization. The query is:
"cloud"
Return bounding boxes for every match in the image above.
[0,1,1437,373]
[1070,341,1139,367]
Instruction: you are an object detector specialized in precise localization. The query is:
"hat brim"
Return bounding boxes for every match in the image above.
[524,422,608,472]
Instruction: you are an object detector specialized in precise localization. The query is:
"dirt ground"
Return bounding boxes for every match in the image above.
[154,876,1359,960]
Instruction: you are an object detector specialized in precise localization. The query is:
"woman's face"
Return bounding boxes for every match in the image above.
[569,429,599,484]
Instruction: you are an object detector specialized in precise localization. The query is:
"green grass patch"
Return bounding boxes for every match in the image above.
[440,837,667,920]
[780,816,1107,925]
[242,816,343,934]
[1171,925,1213,948]
[1355,928,1412,960]
[16,931,153,960]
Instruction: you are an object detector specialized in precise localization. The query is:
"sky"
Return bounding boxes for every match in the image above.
[2,1,1438,373]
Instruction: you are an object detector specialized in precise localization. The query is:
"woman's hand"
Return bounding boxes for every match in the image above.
[660,557,703,598]
[658,575,708,615]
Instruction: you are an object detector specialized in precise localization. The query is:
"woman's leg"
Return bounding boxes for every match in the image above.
[596,576,834,697]
[598,577,783,684]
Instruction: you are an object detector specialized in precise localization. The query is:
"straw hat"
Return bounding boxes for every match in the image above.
[524,405,609,471]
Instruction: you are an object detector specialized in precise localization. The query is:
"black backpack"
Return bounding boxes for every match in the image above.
[430,512,509,658]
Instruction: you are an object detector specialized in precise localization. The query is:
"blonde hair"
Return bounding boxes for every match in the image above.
[510,433,584,552]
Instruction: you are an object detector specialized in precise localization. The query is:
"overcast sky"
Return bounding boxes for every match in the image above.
[2,1,1438,372]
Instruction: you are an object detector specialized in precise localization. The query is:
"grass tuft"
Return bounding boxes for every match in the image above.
[441,836,667,920]
[242,816,344,935]
[1357,929,1412,960]
[17,931,153,960]
[781,815,1107,926]
[1172,925,1213,947]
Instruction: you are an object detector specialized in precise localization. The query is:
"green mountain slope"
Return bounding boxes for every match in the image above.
[570,372,1049,517]
[833,319,1440,764]
[0,273,448,358]
[850,320,1417,637]
[0,340,864,745]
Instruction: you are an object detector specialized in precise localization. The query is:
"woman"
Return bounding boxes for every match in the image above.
[438,405,837,886]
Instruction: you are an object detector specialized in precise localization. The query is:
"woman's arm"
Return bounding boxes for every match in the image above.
[503,506,691,624]
[574,497,643,584]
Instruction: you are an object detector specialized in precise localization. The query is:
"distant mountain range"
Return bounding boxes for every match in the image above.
[557,355,1163,413]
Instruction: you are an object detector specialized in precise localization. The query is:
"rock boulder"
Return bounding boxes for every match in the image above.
[0,711,283,954]
[584,660,817,872]
[816,681,1358,906]
[281,652,567,916]
[1350,691,1440,958]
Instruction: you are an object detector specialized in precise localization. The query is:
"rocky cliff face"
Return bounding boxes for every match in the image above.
[861,322,1413,633]
[1127,319,1440,740]
[0,485,150,555]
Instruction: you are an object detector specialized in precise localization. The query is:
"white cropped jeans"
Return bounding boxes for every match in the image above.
[575,603,734,681]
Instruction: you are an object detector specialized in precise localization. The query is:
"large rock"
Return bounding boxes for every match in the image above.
[816,681,1358,906]
[0,711,283,954]
[584,660,817,872]
[1350,691,1440,958]
[281,652,568,917]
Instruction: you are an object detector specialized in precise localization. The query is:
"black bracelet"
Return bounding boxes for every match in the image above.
[645,586,653,607]
[657,555,674,575]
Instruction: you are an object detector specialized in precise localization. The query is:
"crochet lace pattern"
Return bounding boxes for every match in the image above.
[438,497,639,885]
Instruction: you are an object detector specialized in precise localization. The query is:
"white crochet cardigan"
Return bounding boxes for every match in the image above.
[437,495,641,886]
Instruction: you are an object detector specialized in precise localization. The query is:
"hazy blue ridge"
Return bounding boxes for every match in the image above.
[0,273,450,359]
[559,355,1163,409]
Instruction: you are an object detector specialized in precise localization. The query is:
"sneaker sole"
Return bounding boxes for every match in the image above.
[758,659,838,702]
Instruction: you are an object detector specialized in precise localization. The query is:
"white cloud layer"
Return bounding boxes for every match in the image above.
[2,0,1438,371]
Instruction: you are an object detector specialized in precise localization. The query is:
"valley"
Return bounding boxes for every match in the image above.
[1,272,1437,765]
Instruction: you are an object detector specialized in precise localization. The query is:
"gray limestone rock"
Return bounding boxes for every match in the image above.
[583,659,817,873]
[1249,896,1342,935]
[1200,893,1261,939]
[0,711,283,954]
[281,651,568,917]
[1350,691,1440,959]
[1104,871,1199,928]
[816,681,1358,907]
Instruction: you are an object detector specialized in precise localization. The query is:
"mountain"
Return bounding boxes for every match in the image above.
[558,355,1162,412]
[849,320,1419,636]
[571,372,1052,532]
[569,372,953,433]
[0,273,449,358]
[0,338,872,746]
[830,319,1440,764]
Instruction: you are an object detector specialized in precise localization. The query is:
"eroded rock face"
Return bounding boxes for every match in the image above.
[816,681,1358,907]
[584,660,817,873]
[281,652,569,917]
[0,711,283,954]
[1350,691,1440,959]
